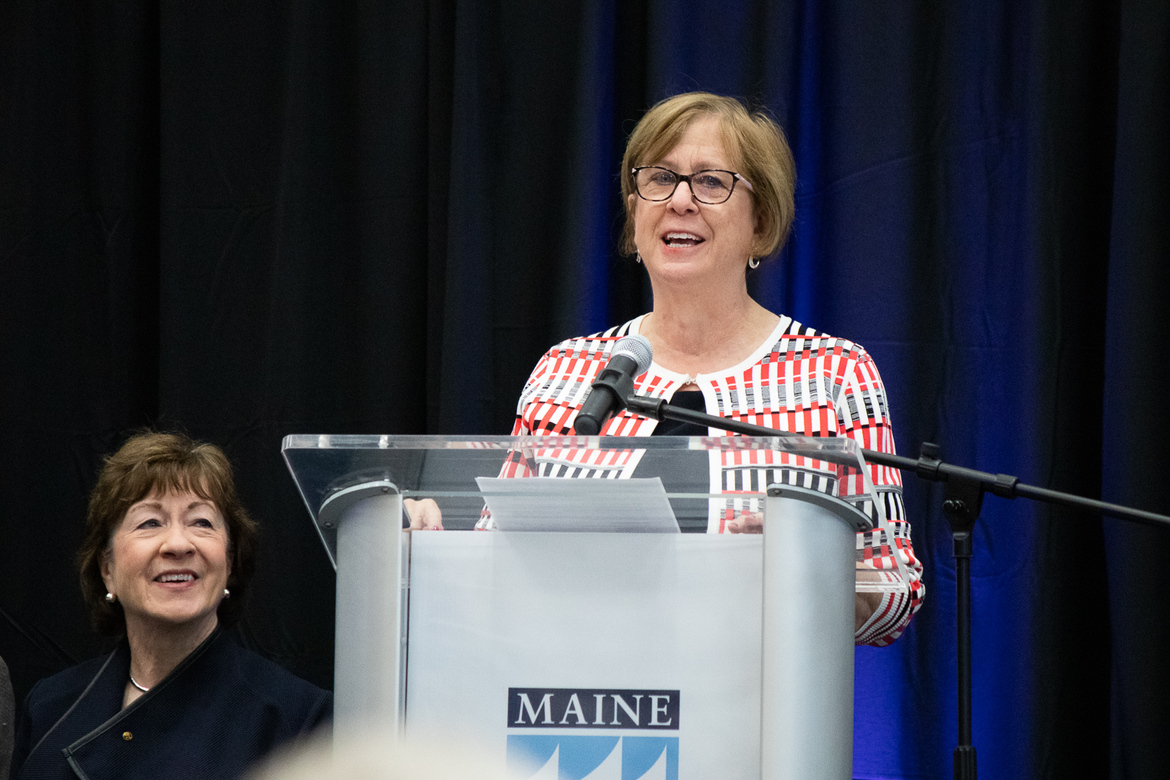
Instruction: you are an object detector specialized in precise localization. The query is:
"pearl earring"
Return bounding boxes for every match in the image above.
[105,592,115,603]
[223,588,231,598]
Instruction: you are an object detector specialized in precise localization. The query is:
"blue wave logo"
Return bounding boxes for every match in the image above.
[506,735,678,780]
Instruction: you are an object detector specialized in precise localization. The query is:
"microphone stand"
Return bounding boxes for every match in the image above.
[624,393,1170,780]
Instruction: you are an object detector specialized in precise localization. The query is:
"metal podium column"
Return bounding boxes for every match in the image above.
[319,482,406,732]
[762,485,871,780]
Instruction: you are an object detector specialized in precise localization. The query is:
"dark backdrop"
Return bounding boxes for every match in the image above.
[2,1,1167,778]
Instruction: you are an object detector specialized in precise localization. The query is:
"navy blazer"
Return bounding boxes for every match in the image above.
[11,630,331,780]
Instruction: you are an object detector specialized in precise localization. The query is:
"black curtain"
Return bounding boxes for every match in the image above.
[2,1,1167,778]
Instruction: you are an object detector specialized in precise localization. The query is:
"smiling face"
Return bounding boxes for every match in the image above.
[630,115,759,287]
[100,489,230,641]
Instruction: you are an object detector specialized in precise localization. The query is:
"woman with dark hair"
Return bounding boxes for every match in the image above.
[10,432,330,780]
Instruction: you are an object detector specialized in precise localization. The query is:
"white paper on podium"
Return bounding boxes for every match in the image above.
[475,477,680,533]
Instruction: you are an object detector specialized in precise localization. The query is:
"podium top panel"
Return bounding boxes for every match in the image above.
[282,435,877,549]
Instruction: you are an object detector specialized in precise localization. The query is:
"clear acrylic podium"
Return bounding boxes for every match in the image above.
[283,434,892,780]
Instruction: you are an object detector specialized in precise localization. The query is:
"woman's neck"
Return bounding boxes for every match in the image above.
[642,286,779,377]
[125,614,218,691]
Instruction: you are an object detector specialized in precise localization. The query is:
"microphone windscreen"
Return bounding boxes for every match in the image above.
[611,334,653,376]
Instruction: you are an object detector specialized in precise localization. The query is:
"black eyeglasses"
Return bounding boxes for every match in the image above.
[631,166,754,205]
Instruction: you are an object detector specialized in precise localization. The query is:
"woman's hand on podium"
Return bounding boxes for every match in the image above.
[404,498,444,530]
[726,513,763,533]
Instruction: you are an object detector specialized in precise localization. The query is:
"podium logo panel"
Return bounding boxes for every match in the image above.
[506,735,679,780]
[508,688,680,729]
[506,689,680,779]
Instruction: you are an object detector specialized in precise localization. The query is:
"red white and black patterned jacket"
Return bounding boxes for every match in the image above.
[482,313,924,646]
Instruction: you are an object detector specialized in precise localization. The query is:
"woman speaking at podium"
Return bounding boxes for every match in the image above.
[476,92,923,646]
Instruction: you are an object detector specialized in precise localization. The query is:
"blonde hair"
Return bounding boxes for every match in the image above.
[619,92,796,261]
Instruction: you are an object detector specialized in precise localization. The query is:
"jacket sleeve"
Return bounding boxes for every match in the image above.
[509,350,554,437]
[9,680,41,780]
[839,349,925,646]
[2,657,13,779]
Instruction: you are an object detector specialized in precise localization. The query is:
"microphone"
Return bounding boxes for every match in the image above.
[573,334,653,435]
